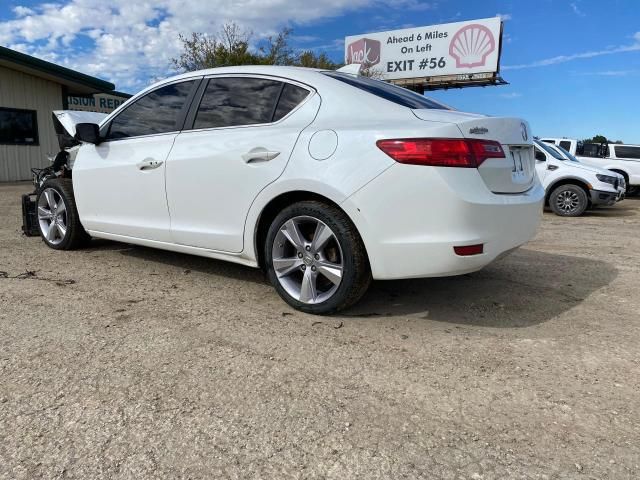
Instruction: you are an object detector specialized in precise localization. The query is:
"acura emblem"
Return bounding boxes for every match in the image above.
[521,122,528,141]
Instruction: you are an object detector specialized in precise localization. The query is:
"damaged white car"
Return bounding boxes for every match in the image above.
[23,66,544,314]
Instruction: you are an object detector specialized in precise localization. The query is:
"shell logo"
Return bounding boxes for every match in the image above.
[449,24,496,69]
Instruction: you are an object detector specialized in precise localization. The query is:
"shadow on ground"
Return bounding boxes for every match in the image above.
[118,243,267,285]
[342,248,617,327]
[582,206,638,218]
[111,242,618,329]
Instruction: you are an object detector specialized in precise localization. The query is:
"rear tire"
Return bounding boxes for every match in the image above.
[37,178,90,250]
[265,201,371,315]
[549,184,589,217]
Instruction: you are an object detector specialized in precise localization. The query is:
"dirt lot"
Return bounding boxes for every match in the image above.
[0,182,639,479]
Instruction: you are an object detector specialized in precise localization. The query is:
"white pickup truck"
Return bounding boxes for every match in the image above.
[540,138,640,195]
[534,140,624,216]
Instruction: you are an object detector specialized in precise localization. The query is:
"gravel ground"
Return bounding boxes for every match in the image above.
[0,182,639,479]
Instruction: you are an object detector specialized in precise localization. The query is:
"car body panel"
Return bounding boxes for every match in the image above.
[73,134,176,242]
[166,92,321,253]
[66,65,543,280]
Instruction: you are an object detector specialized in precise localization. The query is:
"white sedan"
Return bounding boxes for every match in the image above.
[37,65,544,314]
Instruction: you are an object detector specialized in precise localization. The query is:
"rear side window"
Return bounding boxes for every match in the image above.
[559,141,572,151]
[580,143,601,157]
[194,78,283,129]
[323,72,449,110]
[273,84,310,121]
[107,81,195,139]
[613,145,640,159]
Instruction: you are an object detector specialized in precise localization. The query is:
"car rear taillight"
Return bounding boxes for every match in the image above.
[376,138,505,167]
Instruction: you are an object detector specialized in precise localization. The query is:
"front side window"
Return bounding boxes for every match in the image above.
[613,145,640,159]
[107,81,195,140]
[559,141,572,151]
[194,78,284,130]
[0,107,38,145]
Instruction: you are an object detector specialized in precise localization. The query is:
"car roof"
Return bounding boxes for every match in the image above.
[149,65,330,90]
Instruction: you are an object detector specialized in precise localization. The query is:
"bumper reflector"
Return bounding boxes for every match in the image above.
[454,244,484,256]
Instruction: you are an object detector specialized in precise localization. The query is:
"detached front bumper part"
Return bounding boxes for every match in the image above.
[22,193,40,236]
[590,189,618,206]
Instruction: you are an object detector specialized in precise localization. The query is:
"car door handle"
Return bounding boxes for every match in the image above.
[137,158,164,171]
[242,148,280,163]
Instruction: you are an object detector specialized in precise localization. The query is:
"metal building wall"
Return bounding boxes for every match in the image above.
[0,66,63,182]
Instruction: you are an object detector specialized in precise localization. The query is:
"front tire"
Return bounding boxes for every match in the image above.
[265,201,371,315]
[37,178,90,250]
[549,184,589,217]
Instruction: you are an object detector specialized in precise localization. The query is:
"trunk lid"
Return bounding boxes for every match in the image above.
[413,110,536,194]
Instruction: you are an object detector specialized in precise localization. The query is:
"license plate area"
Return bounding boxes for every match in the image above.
[509,146,529,182]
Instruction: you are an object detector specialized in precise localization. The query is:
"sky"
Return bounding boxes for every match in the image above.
[1,0,639,142]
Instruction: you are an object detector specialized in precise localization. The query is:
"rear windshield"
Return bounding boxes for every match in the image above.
[323,72,450,110]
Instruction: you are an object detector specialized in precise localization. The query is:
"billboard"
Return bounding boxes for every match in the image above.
[344,17,503,84]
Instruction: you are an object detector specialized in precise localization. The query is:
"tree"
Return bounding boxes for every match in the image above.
[172,22,342,72]
[580,134,623,144]
[171,24,258,71]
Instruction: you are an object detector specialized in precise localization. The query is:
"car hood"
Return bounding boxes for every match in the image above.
[52,110,108,149]
[567,160,621,177]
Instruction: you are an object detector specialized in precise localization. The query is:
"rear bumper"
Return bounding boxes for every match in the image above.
[342,164,544,280]
[590,189,618,206]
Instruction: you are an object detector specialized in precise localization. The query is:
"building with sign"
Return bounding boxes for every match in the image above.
[345,17,507,92]
[0,46,129,182]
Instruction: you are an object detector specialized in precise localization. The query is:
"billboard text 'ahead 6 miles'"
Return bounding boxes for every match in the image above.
[344,17,503,83]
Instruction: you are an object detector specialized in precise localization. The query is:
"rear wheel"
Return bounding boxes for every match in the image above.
[265,201,371,314]
[37,179,90,250]
[549,184,589,217]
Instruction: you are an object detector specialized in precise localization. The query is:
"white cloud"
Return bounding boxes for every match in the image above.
[498,92,522,99]
[576,69,639,77]
[12,6,36,17]
[504,32,640,70]
[495,13,512,21]
[570,2,586,17]
[1,0,401,90]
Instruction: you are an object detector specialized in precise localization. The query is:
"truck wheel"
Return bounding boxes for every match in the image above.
[549,184,588,217]
[265,201,371,315]
[37,178,90,250]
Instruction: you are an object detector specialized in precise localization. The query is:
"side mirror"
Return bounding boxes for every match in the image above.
[75,123,101,144]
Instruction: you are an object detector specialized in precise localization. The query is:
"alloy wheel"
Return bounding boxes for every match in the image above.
[38,188,68,245]
[556,190,580,214]
[271,216,344,304]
